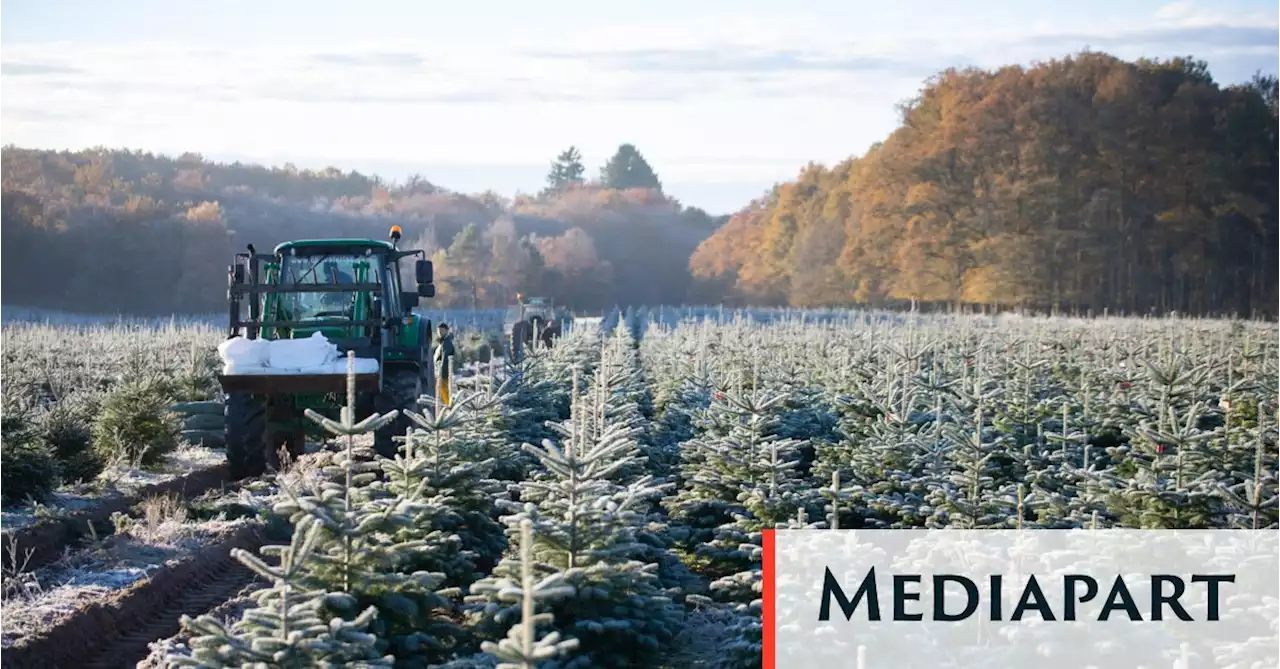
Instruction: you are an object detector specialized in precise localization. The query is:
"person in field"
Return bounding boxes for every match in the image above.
[539,318,560,349]
[433,322,456,405]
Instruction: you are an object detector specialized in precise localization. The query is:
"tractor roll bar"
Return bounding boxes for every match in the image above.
[229,283,384,295]
[234,318,384,329]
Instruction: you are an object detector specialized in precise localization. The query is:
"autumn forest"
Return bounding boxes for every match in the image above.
[2,51,1277,317]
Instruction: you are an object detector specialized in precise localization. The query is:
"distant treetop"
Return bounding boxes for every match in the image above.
[598,143,663,193]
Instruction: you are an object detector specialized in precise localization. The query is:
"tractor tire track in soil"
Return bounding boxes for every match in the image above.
[0,523,264,669]
[2,463,233,574]
[134,580,268,669]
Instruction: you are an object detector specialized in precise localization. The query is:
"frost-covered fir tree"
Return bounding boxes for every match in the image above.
[602,324,654,420]
[268,354,467,665]
[927,396,1022,528]
[641,324,716,453]
[696,392,812,610]
[562,333,658,483]
[1218,399,1280,529]
[393,392,511,585]
[499,345,580,449]
[759,351,838,459]
[450,520,581,668]
[447,367,541,481]
[667,386,813,562]
[166,522,394,668]
[555,364,701,599]
[1102,403,1231,528]
[466,401,684,668]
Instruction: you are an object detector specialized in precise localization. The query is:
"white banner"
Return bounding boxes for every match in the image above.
[767,530,1279,669]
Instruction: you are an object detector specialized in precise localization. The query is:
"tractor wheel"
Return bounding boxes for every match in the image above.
[373,367,425,458]
[225,392,266,480]
[264,398,305,473]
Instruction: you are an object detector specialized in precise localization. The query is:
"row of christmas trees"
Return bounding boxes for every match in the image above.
[638,316,1277,532]
[158,314,1278,667]
[159,327,727,667]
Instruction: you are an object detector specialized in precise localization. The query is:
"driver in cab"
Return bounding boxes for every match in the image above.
[319,263,356,316]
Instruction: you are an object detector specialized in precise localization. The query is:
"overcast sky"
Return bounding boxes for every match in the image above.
[2,0,1277,214]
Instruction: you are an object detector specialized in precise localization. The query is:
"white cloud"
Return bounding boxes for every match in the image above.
[1,3,1276,212]
[1157,1,1211,24]
[1154,0,1277,27]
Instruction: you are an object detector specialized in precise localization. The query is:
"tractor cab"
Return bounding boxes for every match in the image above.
[229,234,433,347]
[219,226,437,479]
[504,294,555,326]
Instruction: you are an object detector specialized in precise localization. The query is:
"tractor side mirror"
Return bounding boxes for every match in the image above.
[415,259,433,285]
[417,283,435,298]
[401,290,421,308]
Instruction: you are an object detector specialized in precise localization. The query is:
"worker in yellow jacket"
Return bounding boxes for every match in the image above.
[433,323,456,405]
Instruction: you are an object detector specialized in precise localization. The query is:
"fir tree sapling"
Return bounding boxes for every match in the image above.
[279,353,467,664]
[0,405,59,506]
[419,378,532,481]
[92,376,183,468]
[475,519,580,668]
[668,388,811,563]
[553,365,702,599]
[500,353,573,449]
[1219,400,1279,529]
[644,334,716,455]
[167,524,394,668]
[697,400,812,608]
[396,392,511,586]
[468,387,683,668]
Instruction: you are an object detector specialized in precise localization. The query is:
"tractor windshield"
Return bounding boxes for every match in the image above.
[279,254,378,321]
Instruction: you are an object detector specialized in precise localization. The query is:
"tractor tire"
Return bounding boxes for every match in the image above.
[373,367,425,458]
[225,392,266,480]
[264,398,306,473]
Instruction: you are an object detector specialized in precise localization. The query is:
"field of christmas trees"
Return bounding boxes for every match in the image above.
[1,310,1276,667]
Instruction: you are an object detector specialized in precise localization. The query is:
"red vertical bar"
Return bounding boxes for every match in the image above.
[763,528,776,669]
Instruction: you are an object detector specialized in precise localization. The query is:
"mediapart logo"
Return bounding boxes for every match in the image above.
[818,568,1235,623]
[764,530,1279,669]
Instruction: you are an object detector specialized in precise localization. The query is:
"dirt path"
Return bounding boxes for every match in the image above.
[1,525,263,669]
[85,552,259,669]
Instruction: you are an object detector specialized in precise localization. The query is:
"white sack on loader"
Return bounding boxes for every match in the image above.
[217,337,270,367]
[268,332,339,369]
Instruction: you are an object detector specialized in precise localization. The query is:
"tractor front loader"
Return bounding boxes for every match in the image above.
[218,225,436,479]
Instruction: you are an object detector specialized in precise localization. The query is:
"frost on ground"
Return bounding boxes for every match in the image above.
[0,445,225,532]
[96,444,225,490]
[0,494,98,532]
[0,505,251,647]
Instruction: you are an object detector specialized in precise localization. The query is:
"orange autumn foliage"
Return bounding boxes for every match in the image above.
[690,51,1278,316]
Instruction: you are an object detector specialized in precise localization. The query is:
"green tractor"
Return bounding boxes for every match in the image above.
[218,225,435,479]
[503,294,561,363]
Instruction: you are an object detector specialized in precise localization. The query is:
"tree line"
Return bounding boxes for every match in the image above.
[0,144,719,315]
[690,51,1279,318]
[3,51,1276,318]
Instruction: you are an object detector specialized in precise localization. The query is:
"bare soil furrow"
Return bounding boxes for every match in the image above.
[133,580,268,669]
[2,463,231,574]
[0,523,262,669]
